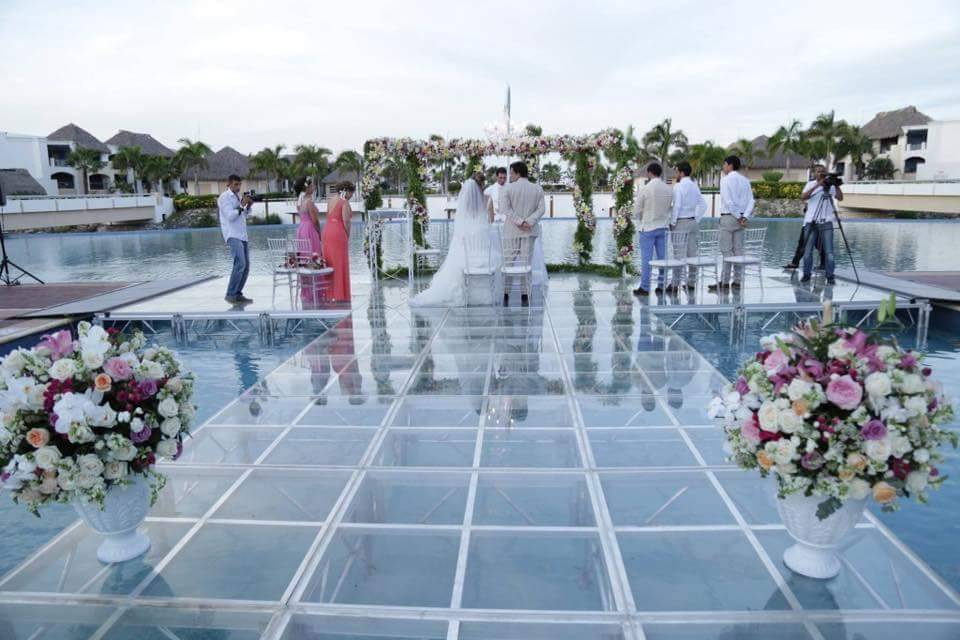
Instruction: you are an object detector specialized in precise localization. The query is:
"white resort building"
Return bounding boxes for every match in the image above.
[857,106,960,181]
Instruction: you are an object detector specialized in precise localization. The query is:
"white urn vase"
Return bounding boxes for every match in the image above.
[73,476,152,563]
[777,492,866,579]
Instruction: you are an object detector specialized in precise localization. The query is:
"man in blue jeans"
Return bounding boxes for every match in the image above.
[632,162,674,296]
[218,174,254,304]
[800,165,843,285]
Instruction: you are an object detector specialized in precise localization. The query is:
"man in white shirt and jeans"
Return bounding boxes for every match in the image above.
[709,155,755,291]
[800,164,843,285]
[669,161,708,291]
[218,174,254,304]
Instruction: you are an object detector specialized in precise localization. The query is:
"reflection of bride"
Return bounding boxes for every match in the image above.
[410,177,491,307]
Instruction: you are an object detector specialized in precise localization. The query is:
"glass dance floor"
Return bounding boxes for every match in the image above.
[3,278,958,640]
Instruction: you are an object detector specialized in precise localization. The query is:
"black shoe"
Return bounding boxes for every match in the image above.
[654,286,664,294]
[224,295,239,304]
[503,294,510,307]
[800,275,811,283]
[782,263,798,270]
[707,283,727,292]
[730,282,741,290]
[238,295,254,304]
[664,284,677,293]
[633,287,650,297]
[685,284,696,291]
[826,277,836,285]
[521,294,529,307]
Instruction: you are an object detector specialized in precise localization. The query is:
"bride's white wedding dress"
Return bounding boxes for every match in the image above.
[410,179,492,307]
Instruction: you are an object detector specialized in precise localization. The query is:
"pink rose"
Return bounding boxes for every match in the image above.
[826,375,863,411]
[104,357,133,381]
[763,349,790,375]
[740,417,761,444]
[25,428,50,448]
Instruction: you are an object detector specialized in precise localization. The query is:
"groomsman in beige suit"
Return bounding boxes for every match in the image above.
[499,161,545,306]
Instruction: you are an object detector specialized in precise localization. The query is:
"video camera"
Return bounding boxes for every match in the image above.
[822,173,843,189]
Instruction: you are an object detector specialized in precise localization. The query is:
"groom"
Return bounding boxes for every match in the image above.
[499,161,545,306]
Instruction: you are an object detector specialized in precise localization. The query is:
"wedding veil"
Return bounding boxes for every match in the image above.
[455,179,487,227]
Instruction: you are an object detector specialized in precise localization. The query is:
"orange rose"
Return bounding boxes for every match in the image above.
[792,399,809,416]
[838,467,856,482]
[846,453,867,472]
[757,450,775,470]
[25,428,50,448]
[872,481,897,505]
[94,372,112,392]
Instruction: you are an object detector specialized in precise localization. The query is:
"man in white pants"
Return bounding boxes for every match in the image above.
[709,155,755,291]
[484,167,508,222]
[668,161,707,292]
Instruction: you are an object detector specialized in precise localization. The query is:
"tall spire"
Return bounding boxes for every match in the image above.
[504,84,511,135]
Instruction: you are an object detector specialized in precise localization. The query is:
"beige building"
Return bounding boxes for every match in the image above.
[183,146,270,196]
[45,123,116,195]
[738,135,810,182]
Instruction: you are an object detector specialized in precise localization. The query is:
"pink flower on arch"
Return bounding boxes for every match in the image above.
[826,375,863,411]
[104,357,133,381]
[763,349,790,375]
[38,330,74,361]
[740,415,761,444]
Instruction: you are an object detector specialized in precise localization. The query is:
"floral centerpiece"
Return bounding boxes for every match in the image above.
[710,317,956,578]
[0,324,195,561]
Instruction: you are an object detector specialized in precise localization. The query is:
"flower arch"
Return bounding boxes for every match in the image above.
[362,129,623,270]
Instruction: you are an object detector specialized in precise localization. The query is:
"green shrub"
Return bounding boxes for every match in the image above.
[188,212,218,228]
[865,158,896,180]
[762,171,783,183]
[249,213,283,225]
[173,194,217,211]
[751,181,804,199]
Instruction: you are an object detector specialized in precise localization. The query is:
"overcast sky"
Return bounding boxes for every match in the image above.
[3,0,959,156]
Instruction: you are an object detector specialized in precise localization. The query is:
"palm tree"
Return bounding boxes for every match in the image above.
[541,162,562,184]
[141,155,177,195]
[293,144,332,188]
[797,133,828,170]
[807,110,847,170]
[250,144,286,191]
[604,125,645,168]
[642,118,688,169]
[767,119,804,180]
[67,148,105,195]
[835,124,873,180]
[111,145,146,194]
[687,141,726,187]
[730,138,759,171]
[175,138,213,194]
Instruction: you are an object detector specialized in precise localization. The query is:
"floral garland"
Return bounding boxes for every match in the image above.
[610,165,637,273]
[571,152,595,265]
[363,216,387,273]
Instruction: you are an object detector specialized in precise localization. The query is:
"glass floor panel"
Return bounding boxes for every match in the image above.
[4,281,957,640]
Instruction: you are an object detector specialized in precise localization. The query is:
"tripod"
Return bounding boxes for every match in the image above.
[809,185,859,284]
[0,190,44,285]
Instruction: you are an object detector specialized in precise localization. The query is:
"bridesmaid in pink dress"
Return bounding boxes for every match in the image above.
[321,180,354,302]
[295,177,325,306]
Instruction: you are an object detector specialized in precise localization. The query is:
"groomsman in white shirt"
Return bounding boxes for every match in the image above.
[668,161,707,292]
[218,173,254,304]
[484,167,508,222]
[709,155,755,291]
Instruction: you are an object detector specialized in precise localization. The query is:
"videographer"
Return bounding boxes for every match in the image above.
[218,173,255,304]
[799,165,843,285]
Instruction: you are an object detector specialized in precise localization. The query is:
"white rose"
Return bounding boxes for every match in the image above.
[142,347,158,361]
[117,411,131,423]
[75,473,104,490]
[165,377,183,393]
[34,446,62,470]
[849,478,871,500]
[18,486,41,505]
[865,439,892,462]
[112,442,137,462]
[130,417,146,433]
[828,340,853,360]
[787,378,813,402]
[103,461,128,480]
[904,395,927,418]
[68,424,95,444]
[913,448,931,464]
[57,471,77,491]
[156,439,178,458]
[889,433,912,458]
[864,372,892,398]
[2,350,27,374]
[48,358,77,382]
[777,409,804,434]
[39,473,59,495]
[82,351,104,370]
[85,403,117,428]
[877,345,897,363]
[758,401,780,432]
[160,417,182,437]
[905,471,928,494]
[707,396,726,419]
[769,439,797,465]
[76,453,104,477]
[899,373,925,395]
[158,397,179,418]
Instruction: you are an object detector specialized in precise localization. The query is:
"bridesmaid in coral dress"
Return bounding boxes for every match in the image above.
[321,180,354,302]
[294,177,326,306]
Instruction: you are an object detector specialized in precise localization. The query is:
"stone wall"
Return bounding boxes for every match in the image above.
[753,198,803,218]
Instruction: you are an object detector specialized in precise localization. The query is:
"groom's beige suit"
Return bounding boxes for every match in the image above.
[499,177,545,240]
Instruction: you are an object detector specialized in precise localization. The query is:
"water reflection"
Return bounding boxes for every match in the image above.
[489,308,549,426]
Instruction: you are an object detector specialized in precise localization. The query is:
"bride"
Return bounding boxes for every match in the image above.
[410,175,493,307]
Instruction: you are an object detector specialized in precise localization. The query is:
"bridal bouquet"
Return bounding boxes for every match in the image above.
[0,324,195,515]
[709,320,956,519]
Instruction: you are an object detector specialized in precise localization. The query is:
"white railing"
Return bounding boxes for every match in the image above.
[842,180,960,197]
[0,194,158,215]
[905,142,927,152]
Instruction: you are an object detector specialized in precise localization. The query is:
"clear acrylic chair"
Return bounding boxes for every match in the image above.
[687,228,720,290]
[500,235,534,303]
[462,229,496,306]
[649,230,691,289]
[722,226,767,289]
[268,238,310,305]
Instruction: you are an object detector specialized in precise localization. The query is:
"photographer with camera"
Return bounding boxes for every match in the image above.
[218,173,255,304]
[799,164,843,285]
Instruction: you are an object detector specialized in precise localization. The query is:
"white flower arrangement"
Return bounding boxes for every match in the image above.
[0,324,195,515]
[711,320,956,519]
